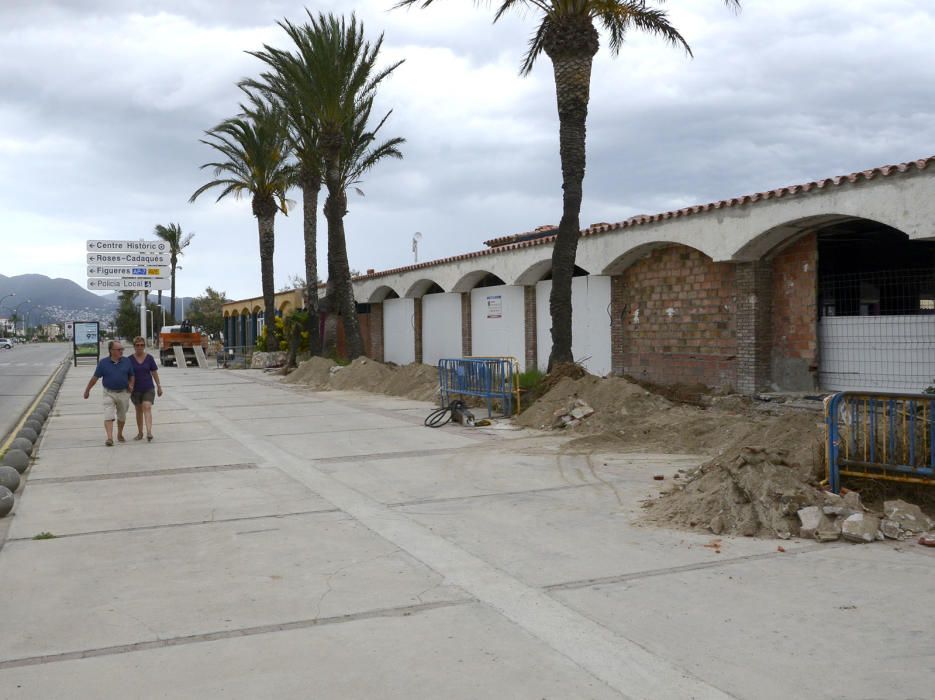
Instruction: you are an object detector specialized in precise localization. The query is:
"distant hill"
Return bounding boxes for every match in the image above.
[0,273,116,326]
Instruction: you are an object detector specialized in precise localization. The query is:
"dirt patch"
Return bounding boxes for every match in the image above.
[284,356,439,402]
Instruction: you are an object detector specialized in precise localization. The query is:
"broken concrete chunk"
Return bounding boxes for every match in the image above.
[880,519,902,540]
[569,404,594,420]
[841,513,881,543]
[842,491,863,512]
[797,506,823,539]
[884,500,933,533]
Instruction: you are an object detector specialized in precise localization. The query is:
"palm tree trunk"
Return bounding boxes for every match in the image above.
[301,172,322,355]
[323,189,363,359]
[545,20,599,370]
[257,214,278,349]
[170,254,178,321]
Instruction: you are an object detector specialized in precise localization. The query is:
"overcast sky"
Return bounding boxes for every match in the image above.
[3,0,934,302]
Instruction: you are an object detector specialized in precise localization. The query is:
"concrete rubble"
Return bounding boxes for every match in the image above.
[550,398,594,429]
[797,493,935,544]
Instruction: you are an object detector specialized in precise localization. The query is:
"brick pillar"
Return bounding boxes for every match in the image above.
[735,261,773,394]
[610,275,626,376]
[370,302,384,363]
[460,292,472,357]
[523,286,537,372]
[413,298,423,365]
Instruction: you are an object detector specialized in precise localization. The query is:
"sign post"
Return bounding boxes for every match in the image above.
[86,239,172,341]
[73,321,100,367]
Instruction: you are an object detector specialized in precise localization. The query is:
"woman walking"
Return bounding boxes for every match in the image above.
[129,336,163,442]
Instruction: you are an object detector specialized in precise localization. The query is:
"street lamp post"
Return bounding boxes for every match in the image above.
[0,292,15,310]
[13,300,30,338]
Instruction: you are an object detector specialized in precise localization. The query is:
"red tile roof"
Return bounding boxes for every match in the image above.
[355,155,935,283]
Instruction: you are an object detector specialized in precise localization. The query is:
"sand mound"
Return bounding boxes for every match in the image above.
[284,356,438,402]
[643,446,825,538]
[282,356,336,388]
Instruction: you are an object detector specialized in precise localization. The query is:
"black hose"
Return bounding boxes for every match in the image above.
[424,400,466,428]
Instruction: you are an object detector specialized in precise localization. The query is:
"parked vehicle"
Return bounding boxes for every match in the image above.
[158,322,208,367]
[0,338,12,349]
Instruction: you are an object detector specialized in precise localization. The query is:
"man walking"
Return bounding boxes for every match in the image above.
[83,339,135,446]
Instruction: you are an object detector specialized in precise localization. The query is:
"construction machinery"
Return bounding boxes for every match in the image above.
[159,322,209,368]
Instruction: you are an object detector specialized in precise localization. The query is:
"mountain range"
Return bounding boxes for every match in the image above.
[0,273,192,327]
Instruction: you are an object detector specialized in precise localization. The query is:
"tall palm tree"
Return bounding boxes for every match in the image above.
[153,223,194,321]
[243,40,324,356]
[189,97,294,349]
[258,11,402,360]
[396,0,739,368]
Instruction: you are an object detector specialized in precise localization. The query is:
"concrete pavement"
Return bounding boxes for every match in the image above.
[0,365,932,699]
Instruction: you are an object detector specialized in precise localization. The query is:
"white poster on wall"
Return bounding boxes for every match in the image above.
[486,295,502,319]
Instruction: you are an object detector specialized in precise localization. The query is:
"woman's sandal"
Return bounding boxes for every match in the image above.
[105,439,114,447]
[146,434,153,442]
[133,433,144,441]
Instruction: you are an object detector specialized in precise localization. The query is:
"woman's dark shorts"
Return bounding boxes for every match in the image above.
[131,390,156,406]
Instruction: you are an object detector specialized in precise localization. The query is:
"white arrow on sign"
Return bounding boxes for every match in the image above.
[86,239,168,253]
[87,265,170,278]
[86,252,170,265]
[87,277,171,291]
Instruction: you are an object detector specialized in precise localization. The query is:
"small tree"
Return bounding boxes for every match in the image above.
[187,287,229,337]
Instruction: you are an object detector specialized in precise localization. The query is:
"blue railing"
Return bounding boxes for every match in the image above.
[825,391,935,493]
[438,357,520,417]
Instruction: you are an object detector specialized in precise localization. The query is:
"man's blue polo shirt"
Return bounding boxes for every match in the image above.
[94,356,133,390]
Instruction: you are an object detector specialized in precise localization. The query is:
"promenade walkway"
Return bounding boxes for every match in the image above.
[0,366,931,699]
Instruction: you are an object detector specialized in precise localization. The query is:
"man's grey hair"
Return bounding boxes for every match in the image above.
[108,340,121,352]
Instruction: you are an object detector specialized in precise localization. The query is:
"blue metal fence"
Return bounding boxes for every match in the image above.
[825,391,935,493]
[438,357,520,417]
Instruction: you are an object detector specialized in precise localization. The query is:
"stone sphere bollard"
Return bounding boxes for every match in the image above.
[25,418,43,434]
[0,466,20,493]
[10,437,33,456]
[0,486,13,517]
[34,405,50,420]
[39,400,54,413]
[30,410,46,424]
[18,426,38,443]
[2,449,30,474]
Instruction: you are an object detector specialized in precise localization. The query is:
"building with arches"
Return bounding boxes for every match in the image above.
[226,155,935,394]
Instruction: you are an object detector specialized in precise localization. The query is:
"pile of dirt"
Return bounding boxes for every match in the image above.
[642,446,825,538]
[519,371,830,538]
[282,356,336,388]
[283,356,439,402]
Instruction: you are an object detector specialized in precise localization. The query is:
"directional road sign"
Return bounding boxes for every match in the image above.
[87,277,171,291]
[86,252,170,266]
[86,239,169,253]
[87,265,170,278]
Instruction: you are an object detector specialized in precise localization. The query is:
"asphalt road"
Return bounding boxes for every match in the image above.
[0,342,70,445]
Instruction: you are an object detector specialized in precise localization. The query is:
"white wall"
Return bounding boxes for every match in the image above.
[470,285,526,371]
[536,276,612,375]
[383,297,416,365]
[422,293,462,366]
[819,315,935,392]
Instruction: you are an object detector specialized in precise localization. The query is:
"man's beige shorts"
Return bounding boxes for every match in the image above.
[102,389,130,422]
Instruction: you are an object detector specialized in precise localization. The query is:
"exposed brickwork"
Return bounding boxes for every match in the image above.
[735,261,773,394]
[369,303,384,363]
[413,298,423,365]
[612,245,738,389]
[770,233,818,390]
[460,293,472,357]
[524,286,537,371]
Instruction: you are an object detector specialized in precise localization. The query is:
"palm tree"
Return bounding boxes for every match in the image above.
[396,0,739,368]
[243,40,324,356]
[255,11,402,360]
[153,223,194,321]
[189,97,294,349]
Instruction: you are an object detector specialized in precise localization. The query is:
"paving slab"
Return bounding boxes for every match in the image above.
[0,602,622,700]
[7,466,331,538]
[399,473,814,588]
[553,545,935,700]
[320,447,705,505]
[38,418,215,448]
[232,411,410,436]
[0,511,465,661]
[27,437,258,479]
[275,424,479,461]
